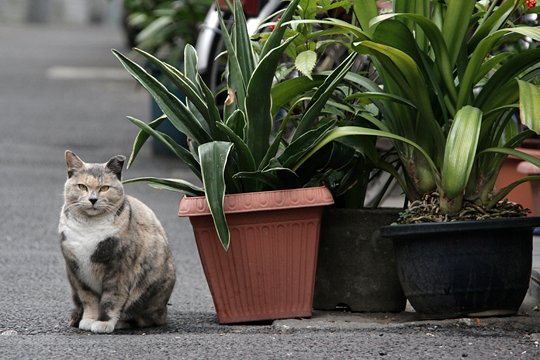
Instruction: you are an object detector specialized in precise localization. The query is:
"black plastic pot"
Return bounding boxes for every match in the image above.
[382,217,540,318]
[314,208,406,312]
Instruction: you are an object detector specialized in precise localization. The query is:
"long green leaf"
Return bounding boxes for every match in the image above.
[480,146,540,207]
[123,177,204,196]
[183,44,216,137]
[199,141,233,251]
[259,130,285,171]
[281,120,336,168]
[127,116,202,179]
[288,18,371,40]
[518,79,540,134]
[481,147,540,169]
[217,6,247,113]
[293,126,439,183]
[232,0,255,82]
[127,115,166,169]
[133,48,211,132]
[234,166,297,189]
[458,27,540,109]
[475,52,513,85]
[196,73,223,139]
[345,92,417,108]
[372,12,456,104]
[353,40,445,157]
[292,52,356,141]
[271,75,325,116]
[215,117,256,172]
[441,0,476,67]
[441,106,482,200]
[490,175,540,207]
[352,0,378,34]
[112,49,211,144]
[469,0,515,49]
[476,48,540,110]
[245,34,299,163]
[260,0,301,59]
[135,16,172,44]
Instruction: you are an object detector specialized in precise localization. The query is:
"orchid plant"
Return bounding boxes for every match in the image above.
[296,0,540,221]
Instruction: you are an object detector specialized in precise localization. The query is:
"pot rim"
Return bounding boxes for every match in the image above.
[381,216,540,238]
[178,186,334,217]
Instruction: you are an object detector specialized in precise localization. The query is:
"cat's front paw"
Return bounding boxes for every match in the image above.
[78,319,96,331]
[91,320,115,334]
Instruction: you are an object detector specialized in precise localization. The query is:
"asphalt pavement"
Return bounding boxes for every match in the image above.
[0,22,540,359]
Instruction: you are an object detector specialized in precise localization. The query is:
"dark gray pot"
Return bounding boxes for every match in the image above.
[314,208,406,312]
[382,216,540,318]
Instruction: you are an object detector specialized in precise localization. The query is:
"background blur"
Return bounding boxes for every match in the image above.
[0,0,122,25]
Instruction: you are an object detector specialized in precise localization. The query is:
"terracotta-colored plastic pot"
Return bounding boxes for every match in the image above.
[496,148,540,214]
[179,186,334,324]
[517,160,540,216]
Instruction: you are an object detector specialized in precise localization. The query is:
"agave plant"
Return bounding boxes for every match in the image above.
[296,0,540,220]
[113,0,357,249]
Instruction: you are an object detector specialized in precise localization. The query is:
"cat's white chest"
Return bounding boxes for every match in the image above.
[60,217,118,294]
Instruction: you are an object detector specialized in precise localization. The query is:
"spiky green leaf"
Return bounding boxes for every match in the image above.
[199,141,233,250]
[123,177,204,196]
[112,49,211,144]
[127,116,201,179]
[127,115,166,169]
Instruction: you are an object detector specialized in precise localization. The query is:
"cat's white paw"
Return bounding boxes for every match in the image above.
[78,319,96,331]
[91,321,115,334]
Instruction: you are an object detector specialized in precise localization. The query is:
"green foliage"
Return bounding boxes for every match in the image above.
[115,0,355,249]
[122,0,213,64]
[304,0,540,215]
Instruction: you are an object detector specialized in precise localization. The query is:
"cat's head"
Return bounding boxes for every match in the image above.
[63,150,126,217]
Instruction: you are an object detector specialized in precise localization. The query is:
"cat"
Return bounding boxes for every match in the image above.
[58,150,176,334]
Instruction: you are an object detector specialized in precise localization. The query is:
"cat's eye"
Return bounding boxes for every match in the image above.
[100,186,110,192]
[77,184,88,191]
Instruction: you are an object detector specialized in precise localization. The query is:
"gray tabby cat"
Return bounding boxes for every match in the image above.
[59,150,176,333]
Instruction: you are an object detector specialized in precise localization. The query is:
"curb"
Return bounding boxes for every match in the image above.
[274,270,540,333]
[273,308,540,333]
[523,268,540,309]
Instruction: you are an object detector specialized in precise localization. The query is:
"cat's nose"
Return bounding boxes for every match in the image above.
[89,198,98,205]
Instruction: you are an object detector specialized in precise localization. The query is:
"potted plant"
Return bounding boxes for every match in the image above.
[113,0,358,324]
[296,0,540,318]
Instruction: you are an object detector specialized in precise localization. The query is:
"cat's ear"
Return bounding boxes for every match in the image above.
[65,150,84,178]
[106,155,126,180]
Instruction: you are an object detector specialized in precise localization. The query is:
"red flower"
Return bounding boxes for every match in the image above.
[269,18,280,31]
[526,0,536,10]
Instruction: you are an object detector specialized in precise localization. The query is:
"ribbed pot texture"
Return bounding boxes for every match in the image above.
[179,186,334,324]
